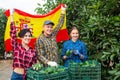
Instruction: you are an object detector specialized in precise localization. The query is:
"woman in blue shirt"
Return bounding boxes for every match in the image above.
[62,27,88,67]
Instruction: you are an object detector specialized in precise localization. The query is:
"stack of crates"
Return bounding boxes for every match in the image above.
[68,60,101,80]
[27,66,69,80]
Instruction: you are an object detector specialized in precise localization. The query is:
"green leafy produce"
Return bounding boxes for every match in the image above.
[81,60,100,67]
[32,63,66,74]
[45,66,55,74]
[70,60,100,67]
[44,66,66,74]
[82,61,89,67]
[32,63,43,70]
[66,49,73,56]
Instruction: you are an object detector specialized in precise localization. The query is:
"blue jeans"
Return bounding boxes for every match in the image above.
[11,71,24,80]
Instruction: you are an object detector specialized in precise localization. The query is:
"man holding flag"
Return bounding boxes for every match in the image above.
[35,5,66,67]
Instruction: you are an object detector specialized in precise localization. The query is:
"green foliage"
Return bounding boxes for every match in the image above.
[35,0,56,14]
[35,0,120,79]
[0,9,7,56]
[32,62,43,70]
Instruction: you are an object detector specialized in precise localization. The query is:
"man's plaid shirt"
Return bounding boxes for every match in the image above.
[35,14,65,66]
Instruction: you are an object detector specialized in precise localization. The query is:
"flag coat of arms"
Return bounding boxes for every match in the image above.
[4,4,69,52]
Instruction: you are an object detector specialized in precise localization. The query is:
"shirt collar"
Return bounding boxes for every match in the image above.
[41,33,52,38]
[21,44,33,51]
[70,39,79,44]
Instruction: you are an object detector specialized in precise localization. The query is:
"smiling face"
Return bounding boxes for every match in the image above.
[43,24,53,37]
[70,28,79,42]
[21,32,31,45]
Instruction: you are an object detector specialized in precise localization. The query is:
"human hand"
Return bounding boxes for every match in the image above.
[10,8,14,15]
[73,50,81,55]
[47,61,58,67]
[10,8,14,22]
[80,54,84,59]
[63,55,67,60]
[61,4,67,14]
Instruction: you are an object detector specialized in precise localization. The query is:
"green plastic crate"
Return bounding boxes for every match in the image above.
[27,68,44,80]
[27,66,69,80]
[68,60,101,80]
[35,70,69,80]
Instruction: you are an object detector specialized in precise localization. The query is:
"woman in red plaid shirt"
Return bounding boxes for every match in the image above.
[10,14,37,80]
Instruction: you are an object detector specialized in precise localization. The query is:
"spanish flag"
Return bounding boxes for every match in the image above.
[4,4,69,52]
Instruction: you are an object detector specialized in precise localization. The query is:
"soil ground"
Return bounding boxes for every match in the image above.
[0,59,13,80]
